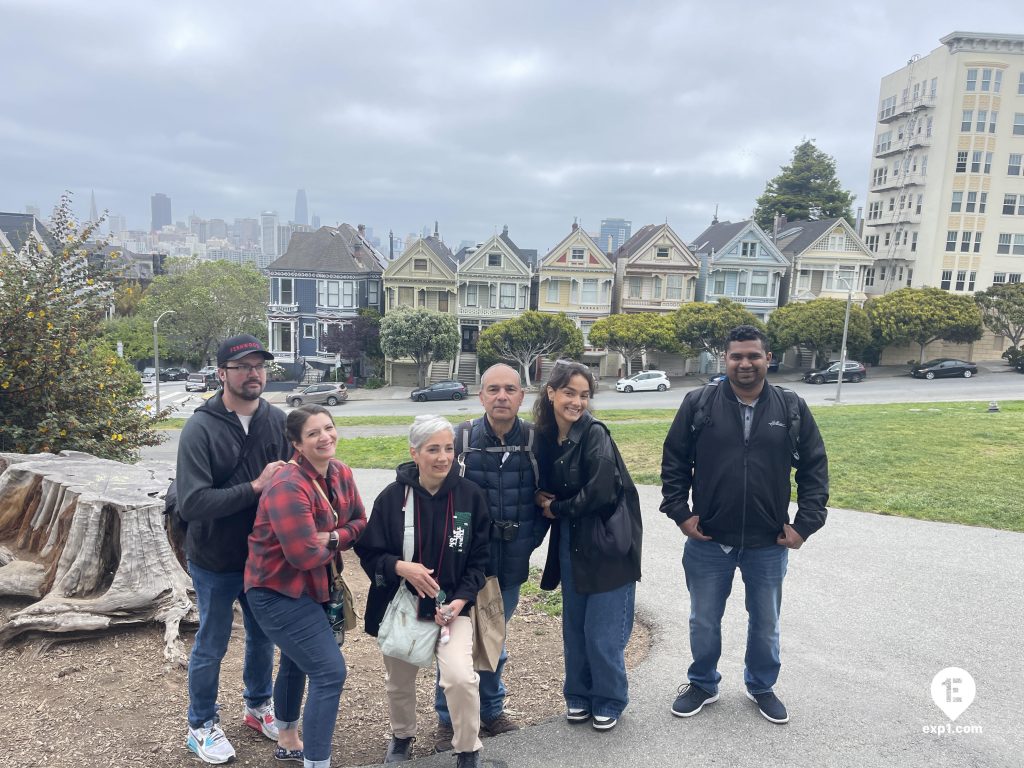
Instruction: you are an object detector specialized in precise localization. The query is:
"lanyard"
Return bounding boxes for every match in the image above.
[415,490,453,576]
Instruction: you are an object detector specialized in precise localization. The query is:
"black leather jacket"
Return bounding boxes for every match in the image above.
[538,411,642,595]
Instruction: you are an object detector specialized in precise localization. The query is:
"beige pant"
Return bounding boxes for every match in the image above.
[383,615,482,754]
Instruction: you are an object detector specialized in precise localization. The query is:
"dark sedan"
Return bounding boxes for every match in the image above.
[911,358,978,379]
[411,380,467,402]
[160,367,191,381]
[802,360,867,384]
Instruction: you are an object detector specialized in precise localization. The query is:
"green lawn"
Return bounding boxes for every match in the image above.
[334,402,1024,533]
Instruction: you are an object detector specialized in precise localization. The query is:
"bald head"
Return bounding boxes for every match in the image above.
[478,364,525,438]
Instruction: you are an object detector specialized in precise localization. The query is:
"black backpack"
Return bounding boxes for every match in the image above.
[687,380,803,465]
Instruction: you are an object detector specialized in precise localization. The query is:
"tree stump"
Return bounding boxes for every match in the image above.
[0,451,194,663]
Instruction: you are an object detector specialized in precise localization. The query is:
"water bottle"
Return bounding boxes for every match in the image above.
[326,589,345,646]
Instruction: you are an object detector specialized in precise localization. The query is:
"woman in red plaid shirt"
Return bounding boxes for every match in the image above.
[245,404,366,768]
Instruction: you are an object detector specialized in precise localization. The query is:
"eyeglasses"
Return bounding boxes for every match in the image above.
[222,363,267,374]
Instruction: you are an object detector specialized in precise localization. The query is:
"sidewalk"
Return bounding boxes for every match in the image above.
[345,470,1023,768]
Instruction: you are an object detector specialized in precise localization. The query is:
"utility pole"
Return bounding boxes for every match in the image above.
[834,277,854,404]
[153,310,176,413]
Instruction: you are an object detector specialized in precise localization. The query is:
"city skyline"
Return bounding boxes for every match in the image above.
[2,1,1022,253]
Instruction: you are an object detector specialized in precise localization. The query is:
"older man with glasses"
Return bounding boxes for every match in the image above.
[176,334,292,763]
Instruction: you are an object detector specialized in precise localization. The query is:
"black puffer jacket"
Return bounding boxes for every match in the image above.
[537,411,642,595]
[455,416,547,590]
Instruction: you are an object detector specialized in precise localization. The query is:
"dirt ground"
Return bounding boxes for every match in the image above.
[0,551,649,768]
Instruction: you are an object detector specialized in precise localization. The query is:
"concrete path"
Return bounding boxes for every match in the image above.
[346,469,1022,768]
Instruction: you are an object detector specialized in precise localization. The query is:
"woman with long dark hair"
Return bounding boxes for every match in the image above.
[533,360,641,733]
[245,405,366,768]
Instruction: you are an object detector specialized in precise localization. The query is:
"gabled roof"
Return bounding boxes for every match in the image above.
[688,220,749,256]
[687,219,789,267]
[418,235,459,272]
[773,218,844,254]
[0,212,60,255]
[267,224,385,274]
[541,225,614,270]
[457,232,531,276]
[614,223,698,267]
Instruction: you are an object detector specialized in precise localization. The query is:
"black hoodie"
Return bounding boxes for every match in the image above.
[175,392,291,573]
[355,461,491,637]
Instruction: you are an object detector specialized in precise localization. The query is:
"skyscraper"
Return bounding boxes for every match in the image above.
[89,190,98,223]
[864,32,1024,296]
[151,193,172,232]
[261,211,279,259]
[311,213,321,229]
[294,189,308,226]
[599,218,632,252]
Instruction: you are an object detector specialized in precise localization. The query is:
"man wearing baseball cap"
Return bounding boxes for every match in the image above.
[176,334,292,763]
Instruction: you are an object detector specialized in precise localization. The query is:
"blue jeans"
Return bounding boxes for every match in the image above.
[247,588,347,767]
[187,561,274,728]
[559,518,635,719]
[682,538,789,695]
[435,585,520,726]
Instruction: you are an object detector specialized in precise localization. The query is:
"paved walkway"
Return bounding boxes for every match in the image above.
[347,469,1022,768]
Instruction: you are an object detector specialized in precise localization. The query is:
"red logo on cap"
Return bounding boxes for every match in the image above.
[229,342,260,354]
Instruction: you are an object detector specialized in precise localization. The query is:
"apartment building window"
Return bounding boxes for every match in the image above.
[1003,194,1021,215]
[278,278,294,305]
[955,270,967,291]
[864,234,878,251]
[879,95,896,120]
[413,258,428,271]
[737,271,748,295]
[713,274,725,295]
[951,191,963,212]
[467,283,479,306]
[926,116,933,137]
[488,253,502,268]
[971,151,982,172]
[946,231,958,252]
[1015,235,1024,255]
[960,232,972,252]
[907,268,914,287]
[656,247,670,259]
[989,111,998,132]
[955,151,967,173]
[1009,154,1023,176]
[968,271,977,291]
[888,197,895,212]
[741,242,758,258]
[993,272,1006,284]
[864,267,875,287]
[499,283,516,309]
[545,279,558,304]
[489,284,498,308]
[1011,274,1023,283]
[884,232,891,247]
[911,232,918,252]
[303,323,315,339]
[628,276,642,299]
[940,270,953,290]
[966,68,977,91]
[868,201,882,220]
[975,110,987,132]
[975,232,983,253]
[1014,114,1024,136]
[581,279,598,304]
[519,285,528,309]
[570,248,585,262]
[872,167,887,186]
[398,287,413,306]
[998,234,1012,254]
[1019,72,1024,95]
[994,69,1003,93]
[917,194,924,215]
[965,191,977,212]
[750,271,769,298]
[653,275,662,298]
[985,152,993,173]
[667,274,684,303]
[899,194,907,210]
[876,131,892,153]
[961,110,973,131]
[981,68,993,91]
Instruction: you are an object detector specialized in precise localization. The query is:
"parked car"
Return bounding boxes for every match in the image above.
[186,372,219,392]
[802,360,867,384]
[197,365,218,377]
[616,370,670,392]
[411,380,467,402]
[1015,359,1024,374]
[767,358,781,373]
[286,382,349,407]
[141,367,157,383]
[910,358,978,379]
[160,367,191,381]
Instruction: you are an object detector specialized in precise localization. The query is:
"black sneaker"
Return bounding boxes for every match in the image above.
[566,707,591,724]
[455,750,481,768]
[670,683,719,717]
[592,715,617,731]
[746,690,789,724]
[384,735,414,763]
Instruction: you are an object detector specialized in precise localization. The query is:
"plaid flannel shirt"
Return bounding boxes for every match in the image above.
[245,454,366,602]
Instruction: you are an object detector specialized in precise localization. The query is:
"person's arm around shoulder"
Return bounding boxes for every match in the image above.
[660,392,708,539]
[783,397,829,547]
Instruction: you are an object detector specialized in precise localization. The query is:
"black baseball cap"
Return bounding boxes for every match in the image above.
[216,334,275,366]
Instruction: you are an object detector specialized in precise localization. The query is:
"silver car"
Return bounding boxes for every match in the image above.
[286,382,349,407]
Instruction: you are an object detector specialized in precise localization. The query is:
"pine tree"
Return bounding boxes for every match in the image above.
[754,141,855,231]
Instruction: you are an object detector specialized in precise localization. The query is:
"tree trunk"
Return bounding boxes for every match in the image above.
[0,452,194,663]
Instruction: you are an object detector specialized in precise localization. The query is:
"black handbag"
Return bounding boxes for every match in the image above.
[589,427,640,558]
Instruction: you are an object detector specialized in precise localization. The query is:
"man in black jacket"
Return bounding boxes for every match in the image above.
[433,363,546,750]
[660,325,828,725]
[176,334,291,764]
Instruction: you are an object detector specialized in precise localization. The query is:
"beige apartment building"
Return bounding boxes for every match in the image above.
[865,31,1024,300]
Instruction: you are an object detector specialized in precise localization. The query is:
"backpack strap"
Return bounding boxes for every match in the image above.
[775,386,802,463]
[455,418,475,477]
[686,381,720,466]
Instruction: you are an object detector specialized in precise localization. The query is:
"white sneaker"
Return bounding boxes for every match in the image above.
[244,700,279,740]
[187,722,236,764]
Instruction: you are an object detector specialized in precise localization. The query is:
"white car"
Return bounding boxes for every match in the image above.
[616,370,671,392]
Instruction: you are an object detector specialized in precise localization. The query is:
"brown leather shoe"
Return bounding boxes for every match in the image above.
[433,722,454,753]
[482,712,521,737]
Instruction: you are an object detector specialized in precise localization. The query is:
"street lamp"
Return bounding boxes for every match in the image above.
[834,276,854,405]
[153,310,176,413]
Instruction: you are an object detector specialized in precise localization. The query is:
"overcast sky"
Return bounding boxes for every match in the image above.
[2,1,1022,253]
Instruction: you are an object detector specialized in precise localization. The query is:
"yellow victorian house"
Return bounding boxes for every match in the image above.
[537,222,615,375]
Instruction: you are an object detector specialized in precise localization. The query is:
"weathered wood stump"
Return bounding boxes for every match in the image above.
[0,451,195,663]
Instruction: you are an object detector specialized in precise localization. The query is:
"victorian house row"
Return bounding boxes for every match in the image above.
[264,218,878,384]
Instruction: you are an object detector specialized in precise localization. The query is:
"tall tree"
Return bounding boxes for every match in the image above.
[974,283,1024,351]
[379,307,459,387]
[0,193,162,461]
[136,259,269,366]
[674,299,763,368]
[767,298,871,367]
[754,140,855,231]
[588,313,686,376]
[476,311,583,387]
[867,287,983,363]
